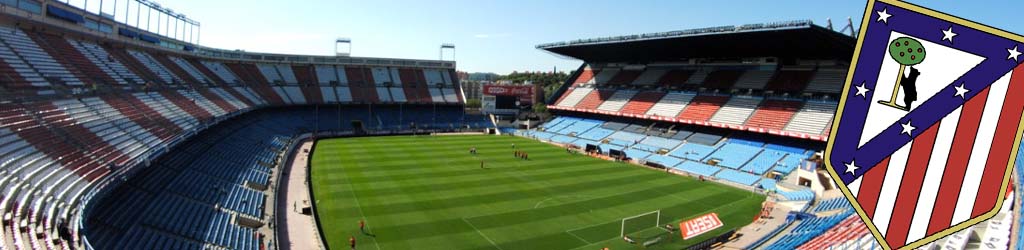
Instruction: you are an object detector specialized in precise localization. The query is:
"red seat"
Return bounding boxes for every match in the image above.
[619,91,665,115]
[745,100,804,130]
[677,96,730,121]
[574,89,614,110]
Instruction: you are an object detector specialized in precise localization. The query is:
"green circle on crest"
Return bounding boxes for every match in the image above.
[888,37,926,65]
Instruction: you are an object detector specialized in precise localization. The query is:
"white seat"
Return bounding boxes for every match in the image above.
[708,96,763,125]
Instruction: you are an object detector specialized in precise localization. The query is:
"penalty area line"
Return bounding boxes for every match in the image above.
[462,217,504,250]
[565,230,593,244]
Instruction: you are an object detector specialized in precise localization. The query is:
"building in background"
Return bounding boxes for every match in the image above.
[481,84,540,115]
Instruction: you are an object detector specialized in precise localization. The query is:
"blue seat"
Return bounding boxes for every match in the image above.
[706,142,761,169]
[639,136,683,151]
[714,169,761,186]
[672,161,722,177]
[763,210,854,250]
[741,149,787,174]
[577,127,614,141]
[623,148,651,159]
[645,154,683,168]
[607,131,646,143]
[669,143,719,161]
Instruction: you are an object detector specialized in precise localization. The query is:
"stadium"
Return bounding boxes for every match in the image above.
[0,1,1019,250]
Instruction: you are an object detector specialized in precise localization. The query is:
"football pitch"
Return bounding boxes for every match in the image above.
[309,135,765,250]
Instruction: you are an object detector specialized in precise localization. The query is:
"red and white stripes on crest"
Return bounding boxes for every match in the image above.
[846,64,1024,247]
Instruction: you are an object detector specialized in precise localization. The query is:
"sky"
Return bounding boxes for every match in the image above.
[62,0,1024,74]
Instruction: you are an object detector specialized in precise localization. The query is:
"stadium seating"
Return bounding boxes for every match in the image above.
[1016,148,1023,249]
[778,188,815,201]
[764,68,814,92]
[0,26,78,88]
[685,68,710,85]
[0,17,478,249]
[805,68,847,94]
[619,91,664,114]
[631,69,666,85]
[80,106,488,249]
[672,161,722,177]
[677,95,729,121]
[796,215,876,250]
[645,154,683,168]
[685,132,722,146]
[658,69,694,86]
[591,68,619,84]
[169,56,212,84]
[607,70,642,85]
[669,142,719,161]
[551,64,841,140]
[783,101,836,135]
[764,210,854,250]
[812,198,851,213]
[150,53,201,84]
[601,121,629,131]
[26,31,109,87]
[741,149,787,175]
[706,142,761,169]
[745,100,804,130]
[708,96,762,125]
[203,60,242,84]
[607,131,646,143]
[700,70,743,89]
[257,64,285,83]
[639,136,683,151]
[573,66,597,85]
[596,90,637,112]
[732,70,775,90]
[577,127,615,141]
[575,89,614,110]
[67,39,144,85]
[557,119,603,135]
[714,169,761,186]
[127,49,183,84]
[645,92,694,118]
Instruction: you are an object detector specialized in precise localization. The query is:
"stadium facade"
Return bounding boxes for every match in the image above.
[0,1,489,249]
[0,0,1016,249]
[522,20,1017,249]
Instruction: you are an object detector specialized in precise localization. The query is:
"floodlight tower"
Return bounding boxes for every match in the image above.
[440,43,455,61]
[336,38,352,57]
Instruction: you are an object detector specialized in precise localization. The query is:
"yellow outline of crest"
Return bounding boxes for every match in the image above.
[823,0,1024,249]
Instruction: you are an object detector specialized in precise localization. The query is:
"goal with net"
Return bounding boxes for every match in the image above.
[620,210,661,237]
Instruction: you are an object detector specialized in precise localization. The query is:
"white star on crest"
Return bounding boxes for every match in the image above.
[844,160,859,175]
[941,27,957,43]
[954,83,969,99]
[1009,45,1022,62]
[877,8,892,24]
[901,120,916,136]
[854,82,870,99]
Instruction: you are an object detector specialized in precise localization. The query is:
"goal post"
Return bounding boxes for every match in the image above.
[620,210,661,237]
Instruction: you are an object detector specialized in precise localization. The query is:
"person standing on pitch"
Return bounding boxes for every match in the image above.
[359,220,366,234]
[480,160,485,169]
[349,235,356,250]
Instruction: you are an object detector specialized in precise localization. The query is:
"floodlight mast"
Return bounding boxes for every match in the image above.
[336,38,352,57]
[440,43,455,61]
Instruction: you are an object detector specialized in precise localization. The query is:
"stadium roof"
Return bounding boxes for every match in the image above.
[537,20,856,62]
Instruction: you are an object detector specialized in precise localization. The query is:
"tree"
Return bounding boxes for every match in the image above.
[881,37,926,110]
[465,98,481,109]
[497,71,570,100]
[533,103,548,114]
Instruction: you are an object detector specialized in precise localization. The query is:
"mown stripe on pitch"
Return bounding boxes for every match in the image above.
[326,165,652,198]
[365,181,731,242]
[340,171,690,216]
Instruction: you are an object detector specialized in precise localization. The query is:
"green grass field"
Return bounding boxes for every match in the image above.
[310,135,764,250]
